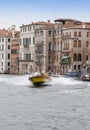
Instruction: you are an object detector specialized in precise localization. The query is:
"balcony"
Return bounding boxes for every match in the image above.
[60,56,71,65]
[35,50,44,54]
[63,34,71,39]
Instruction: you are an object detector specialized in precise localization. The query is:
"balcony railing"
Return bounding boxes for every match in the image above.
[63,34,71,39]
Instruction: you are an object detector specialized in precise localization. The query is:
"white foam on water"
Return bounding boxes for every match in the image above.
[0,74,31,86]
[50,76,84,86]
[87,83,90,86]
[0,74,85,86]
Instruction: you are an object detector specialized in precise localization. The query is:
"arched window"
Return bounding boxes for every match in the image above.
[48,42,51,51]
[78,53,82,61]
[73,53,77,61]
[74,40,77,47]
[54,42,56,51]
[78,40,81,47]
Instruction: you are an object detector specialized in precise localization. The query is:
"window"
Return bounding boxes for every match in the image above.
[54,42,56,52]
[8,38,10,42]
[20,28,22,32]
[23,27,26,32]
[73,53,77,61]
[64,43,69,49]
[86,41,89,47]
[78,65,80,70]
[74,32,77,37]
[38,32,39,37]
[16,57,19,64]
[25,54,31,61]
[2,38,4,42]
[23,38,29,47]
[28,26,31,31]
[74,40,77,47]
[20,39,21,45]
[74,65,76,70]
[33,37,35,44]
[8,45,10,49]
[8,54,10,59]
[48,31,51,37]
[86,55,88,61]
[64,40,69,50]
[48,42,51,51]
[78,40,81,47]
[11,49,19,54]
[1,62,3,67]
[78,32,81,37]
[2,44,4,50]
[2,53,4,59]
[65,32,68,37]
[48,56,51,62]
[8,62,10,66]
[27,38,31,45]
[54,31,56,35]
[87,32,90,37]
[40,31,43,36]
[78,53,82,61]
[36,45,44,54]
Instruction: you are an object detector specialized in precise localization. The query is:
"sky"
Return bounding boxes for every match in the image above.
[0,0,90,30]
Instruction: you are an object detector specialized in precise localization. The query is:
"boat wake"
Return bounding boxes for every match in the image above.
[0,74,31,86]
[0,74,86,86]
[50,76,84,85]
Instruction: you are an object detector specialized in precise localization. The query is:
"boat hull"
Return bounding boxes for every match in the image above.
[29,74,51,86]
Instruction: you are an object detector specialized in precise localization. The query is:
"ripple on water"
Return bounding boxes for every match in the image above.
[0,74,90,130]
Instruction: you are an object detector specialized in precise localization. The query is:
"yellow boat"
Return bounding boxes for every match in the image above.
[29,72,51,86]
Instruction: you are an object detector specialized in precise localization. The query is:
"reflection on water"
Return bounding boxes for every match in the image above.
[0,74,90,130]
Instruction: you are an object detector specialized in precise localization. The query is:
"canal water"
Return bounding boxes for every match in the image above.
[0,74,90,130]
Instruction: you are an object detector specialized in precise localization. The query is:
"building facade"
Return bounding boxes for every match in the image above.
[19,23,35,74]
[34,22,55,74]
[10,27,20,74]
[19,21,54,74]
[1,18,90,75]
[54,19,90,75]
[0,29,11,73]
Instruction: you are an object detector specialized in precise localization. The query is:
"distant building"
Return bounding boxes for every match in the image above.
[19,21,55,74]
[54,18,90,74]
[0,28,11,73]
[10,26,20,74]
[19,23,36,74]
[1,19,90,75]
[34,21,55,74]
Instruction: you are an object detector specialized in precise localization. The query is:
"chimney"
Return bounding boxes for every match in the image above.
[48,20,50,23]
[82,22,86,28]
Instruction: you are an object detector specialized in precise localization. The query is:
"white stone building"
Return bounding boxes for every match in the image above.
[19,23,36,74]
[19,21,54,74]
[0,29,11,73]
